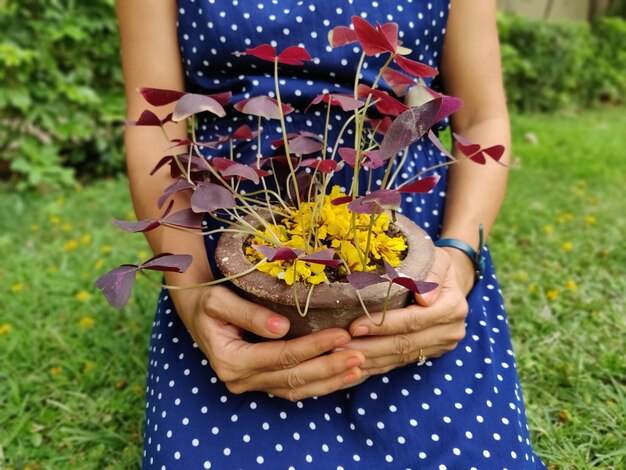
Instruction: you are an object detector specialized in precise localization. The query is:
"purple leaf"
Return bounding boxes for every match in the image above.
[362,189,402,211]
[300,249,343,266]
[347,197,384,215]
[127,110,163,127]
[158,179,195,209]
[347,271,388,289]
[211,157,261,184]
[398,175,440,194]
[253,245,302,262]
[483,145,505,162]
[111,218,161,233]
[232,124,258,140]
[393,55,439,78]
[384,260,399,280]
[338,147,357,167]
[299,159,340,174]
[163,209,205,229]
[234,96,294,120]
[379,98,442,161]
[139,88,185,106]
[331,196,353,206]
[95,265,139,309]
[288,135,324,155]
[427,130,454,160]
[391,276,438,295]
[139,253,193,273]
[382,68,415,96]
[191,182,236,213]
[172,93,226,121]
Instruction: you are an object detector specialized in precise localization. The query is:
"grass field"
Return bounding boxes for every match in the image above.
[1,107,625,469]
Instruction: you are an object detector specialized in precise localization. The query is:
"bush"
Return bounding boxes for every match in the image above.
[498,14,626,112]
[0,0,125,190]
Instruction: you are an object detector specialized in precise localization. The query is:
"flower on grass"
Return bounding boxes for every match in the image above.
[79,316,95,329]
[546,289,559,301]
[75,290,91,302]
[80,233,92,245]
[30,224,39,232]
[556,213,574,224]
[561,241,573,252]
[132,385,144,395]
[62,223,73,232]
[50,366,63,377]
[94,258,105,269]
[55,197,65,206]
[542,224,553,234]
[0,323,12,335]
[137,250,149,260]
[584,215,597,225]
[64,239,79,252]
[101,245,112,254]
[566,280,578,291]
[83,361,94,373]
[10,283,24,293]
[527,283,538,294]
[50,215,61,225]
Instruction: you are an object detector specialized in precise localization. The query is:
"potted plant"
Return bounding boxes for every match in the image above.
[96,16,504,338]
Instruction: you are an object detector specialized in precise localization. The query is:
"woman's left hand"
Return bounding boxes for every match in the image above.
[343,248,470,377]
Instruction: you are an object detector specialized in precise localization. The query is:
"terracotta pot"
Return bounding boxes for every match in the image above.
[215,211,435,339]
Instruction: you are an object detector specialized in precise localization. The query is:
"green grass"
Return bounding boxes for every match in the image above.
[1,107,625,469]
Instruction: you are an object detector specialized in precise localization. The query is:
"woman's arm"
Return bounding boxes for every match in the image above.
[439,0,511,293]
[116,0,365,400]
[345,0,509,374]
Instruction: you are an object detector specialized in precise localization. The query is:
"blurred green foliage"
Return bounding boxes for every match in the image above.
[0,0,124,190]
[498,15,626,111]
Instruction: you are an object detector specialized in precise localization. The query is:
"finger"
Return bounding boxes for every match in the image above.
[414,247,449,307]
[267,366,366,402]
[202,285,290,339]
[341,325,455,365]
[236,349,365,393]
[239,327,354,373]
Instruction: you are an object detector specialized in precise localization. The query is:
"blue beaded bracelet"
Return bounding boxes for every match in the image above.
[434,224,485,279]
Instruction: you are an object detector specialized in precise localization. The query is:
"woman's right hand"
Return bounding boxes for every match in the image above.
[171,285,366,402]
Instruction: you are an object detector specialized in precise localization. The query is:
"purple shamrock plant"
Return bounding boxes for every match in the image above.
[96,16,505,321]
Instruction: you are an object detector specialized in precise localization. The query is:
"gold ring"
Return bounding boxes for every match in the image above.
[417,349,427,365]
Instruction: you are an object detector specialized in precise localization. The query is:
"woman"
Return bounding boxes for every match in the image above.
[117,0,545,468]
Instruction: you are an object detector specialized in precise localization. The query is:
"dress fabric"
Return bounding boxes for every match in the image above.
[142,1,546,469]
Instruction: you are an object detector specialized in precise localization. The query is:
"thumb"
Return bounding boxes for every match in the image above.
[413,248,449,307]
[202,286,290,339]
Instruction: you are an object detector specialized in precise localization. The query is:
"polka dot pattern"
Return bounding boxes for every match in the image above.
[142,1,545,468]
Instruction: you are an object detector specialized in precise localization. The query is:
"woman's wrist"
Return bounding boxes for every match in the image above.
[441,247,476,296]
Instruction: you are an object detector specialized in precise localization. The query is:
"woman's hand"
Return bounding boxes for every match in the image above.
[343,248,470,376]
[171,285,366,402]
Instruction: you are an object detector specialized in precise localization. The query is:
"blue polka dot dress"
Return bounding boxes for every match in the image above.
[142,1,546,468]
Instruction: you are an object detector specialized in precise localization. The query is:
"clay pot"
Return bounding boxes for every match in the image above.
[215,211,434,339]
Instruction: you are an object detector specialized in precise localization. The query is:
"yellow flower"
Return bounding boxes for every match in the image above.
[584,215,597,225]
[566,280,578,291]
[83,361,94,373]
[55,197,66,206]
[75,290,91,302]
[10,283,24,293]
[79,316,96,329]
[132,385,144,394]
[561,241,573,252]
[94,258,104,269]
[30,224,39,232]
[546,289,559,301]
[527,283,538,294]
[48,266,59,273]
[512,271,529,282]
[0,323,12,335]
[137,250,149,260]
[50,215,61,225]
[50,366,63,376]
[62,223,73,232]
[542,224,553,234]
[556,213,574,224]
[101,245,112,254]
[80,233,92,245]
[64,239,79,251]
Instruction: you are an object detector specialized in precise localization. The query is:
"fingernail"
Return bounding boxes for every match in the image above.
[334,335,350,348]
[346,357,363,368]
[352,326,369,337]
[267,316,288,334]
